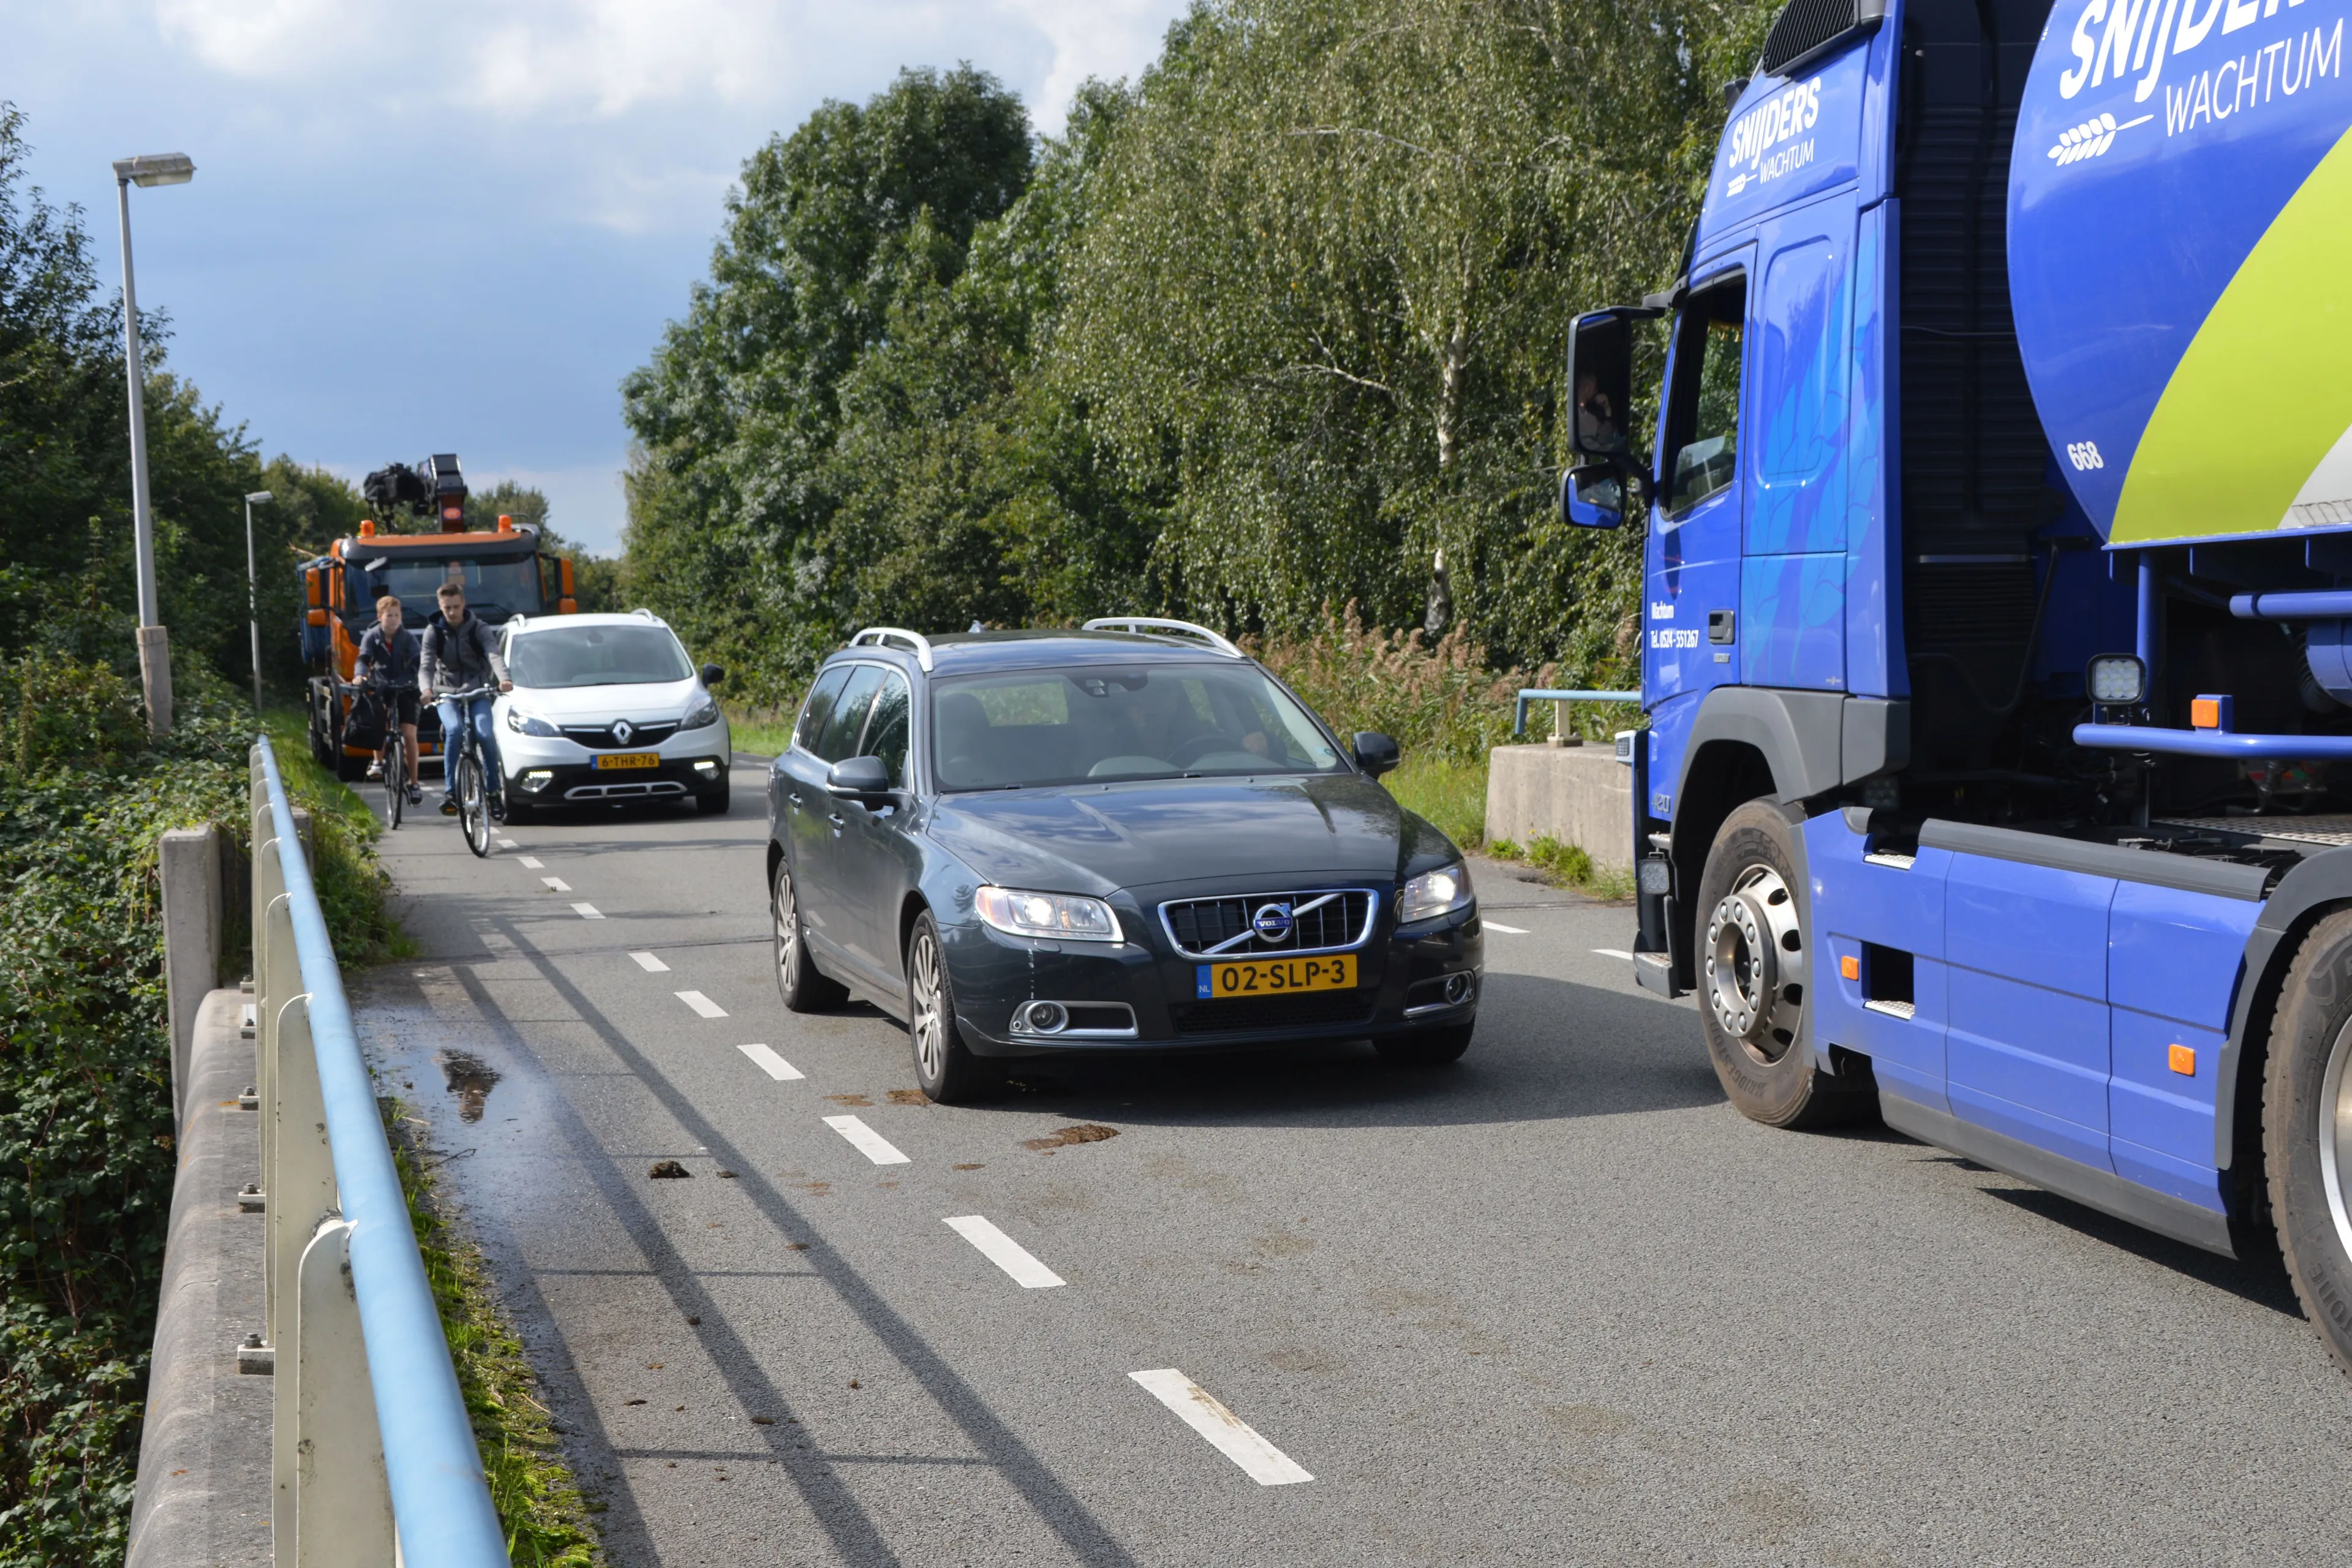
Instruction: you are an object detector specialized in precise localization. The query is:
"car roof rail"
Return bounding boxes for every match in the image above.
[1080,617,1243,657]
[630,607,659,620]
[848,626,935,671]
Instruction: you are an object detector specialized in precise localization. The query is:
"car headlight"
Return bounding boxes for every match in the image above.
[680,695,722,730]
[973,886,1124,943]
[505,708,560,737]
[1398,861,1474,925]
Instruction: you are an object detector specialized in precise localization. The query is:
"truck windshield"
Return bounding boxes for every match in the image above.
[361,552,543,617]
[1662,277,1745,516]
[508,625,695,688]
[932,665,1348,791]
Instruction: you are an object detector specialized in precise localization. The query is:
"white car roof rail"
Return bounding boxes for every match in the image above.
[848,626,935,671]
[1081,617,1243,657]
[630,607,659,620]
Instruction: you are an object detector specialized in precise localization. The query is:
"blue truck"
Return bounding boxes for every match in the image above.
[1562,0,2352,1362]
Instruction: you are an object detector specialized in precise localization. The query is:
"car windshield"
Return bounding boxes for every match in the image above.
[931,664,1348,791]
[508,625,694,688]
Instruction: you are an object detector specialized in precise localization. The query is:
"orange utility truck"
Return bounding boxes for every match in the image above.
[300,453,578,778]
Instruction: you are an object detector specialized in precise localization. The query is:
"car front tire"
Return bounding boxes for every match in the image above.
[1376,1022,1474,1067]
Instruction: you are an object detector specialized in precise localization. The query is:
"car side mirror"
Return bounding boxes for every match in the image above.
[701,663,726,688]
[1352,731,1401,777]
[826,755,893,800]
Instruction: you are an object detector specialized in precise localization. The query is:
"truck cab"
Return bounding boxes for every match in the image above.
[1565,0,2352,1366]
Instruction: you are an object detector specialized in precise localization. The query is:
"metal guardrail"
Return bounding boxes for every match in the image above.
[249,737,509,1566]
[1512,688,1640,739]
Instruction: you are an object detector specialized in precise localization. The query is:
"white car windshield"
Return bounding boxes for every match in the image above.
[932,665,1347,791]
[508,625,693,688]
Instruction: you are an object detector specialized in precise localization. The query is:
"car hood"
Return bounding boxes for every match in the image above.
[924,774,1457,900]
[500,678,705,724]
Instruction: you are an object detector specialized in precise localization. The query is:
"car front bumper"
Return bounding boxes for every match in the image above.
[942,902,1483,1056]
[499,723,732,802]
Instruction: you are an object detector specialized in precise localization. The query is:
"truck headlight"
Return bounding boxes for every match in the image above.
[974,886,1123,943]
[1398,861,1474,925]
[680,695,722,730]
[505,708,560,737]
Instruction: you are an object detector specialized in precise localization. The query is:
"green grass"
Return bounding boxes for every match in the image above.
[726,707,794,758]
[1485,834,1637,902]
[1382,754,1490,851]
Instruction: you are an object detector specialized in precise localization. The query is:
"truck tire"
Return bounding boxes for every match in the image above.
[309,684,334,768]
[1694,798,1868,1129]
[2263,909,2352,1374]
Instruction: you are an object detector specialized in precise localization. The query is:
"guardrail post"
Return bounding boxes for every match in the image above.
[270,993,338,1555]
[292,1216,395,1567]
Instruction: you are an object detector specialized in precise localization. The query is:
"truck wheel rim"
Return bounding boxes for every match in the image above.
[2320,1018,2352,1261]
[775,871,801,992]
[1704,864,1803,1064]
[910,930,945,1080]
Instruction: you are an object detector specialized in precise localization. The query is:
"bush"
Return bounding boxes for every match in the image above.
[1248,601,1542,769]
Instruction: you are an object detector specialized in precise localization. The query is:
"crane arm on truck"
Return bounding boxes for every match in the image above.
[1559,0,2352,1371]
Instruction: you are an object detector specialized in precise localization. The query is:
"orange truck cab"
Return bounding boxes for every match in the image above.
[302,508,576,780]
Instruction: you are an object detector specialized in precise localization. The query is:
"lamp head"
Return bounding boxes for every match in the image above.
[113,153,195,188]
[245,491,274,505]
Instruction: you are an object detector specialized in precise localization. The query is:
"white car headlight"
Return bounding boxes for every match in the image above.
[680,695,722,730]
[973,886,1123,943]
[1398,861,1474,925]
[505,708,560,737]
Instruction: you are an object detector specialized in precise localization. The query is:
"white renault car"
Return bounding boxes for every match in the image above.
[491,610,733,821]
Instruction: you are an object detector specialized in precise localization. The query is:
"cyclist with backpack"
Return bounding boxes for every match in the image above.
[354,594,423,805]
[420,582,511,818]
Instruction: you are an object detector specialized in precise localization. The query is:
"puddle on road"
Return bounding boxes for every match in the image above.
[434,1050,502,1121]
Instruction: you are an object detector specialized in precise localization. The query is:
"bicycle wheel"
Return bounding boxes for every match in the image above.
[457,751,492,858]
[385,734,405,829]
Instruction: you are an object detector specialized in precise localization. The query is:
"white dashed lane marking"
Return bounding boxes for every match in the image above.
[1128,1370,1313,1486]
[541,876,571,892]
[737,1044,804,1081]
[518,856,545,869]
[496,839,519,851]
[1594,948,1633,960]
[824,1115,910,1166]
[676,990,728,1019]
[944,1216,1065,1288]
[572,903,605,920]
[630,951,670,973]
[1483,921,1529,934]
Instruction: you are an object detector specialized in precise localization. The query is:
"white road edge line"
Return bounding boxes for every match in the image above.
[1593,948,1634,960]
[1128,1370,1312,1486]
[1483,921,1529,934]
[630,951,671,973]
[737,1044,804,1081]
[518,856,545,869]
[676,990,728,1019]
[944,1215,1065,1288]
[824,1115,910,1166]
[541,876,571,892]
[572,903,605,920]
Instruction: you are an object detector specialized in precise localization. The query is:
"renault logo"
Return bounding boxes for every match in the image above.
[612,719,635,745]
[1252,903,1294,943]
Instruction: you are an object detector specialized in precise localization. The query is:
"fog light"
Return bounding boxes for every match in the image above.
[1442,972,1475,1006]
[693,758,719,775]
[1014,1001,1069,1035]
[519,771,554,794]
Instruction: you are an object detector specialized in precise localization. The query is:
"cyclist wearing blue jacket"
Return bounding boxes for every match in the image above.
[420,582,511,817]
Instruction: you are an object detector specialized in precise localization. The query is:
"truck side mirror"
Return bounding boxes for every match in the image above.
[1562,463,1648,529]
[1565,310,1638,461]
[1352,731,1401,777]
[701,663,726,689]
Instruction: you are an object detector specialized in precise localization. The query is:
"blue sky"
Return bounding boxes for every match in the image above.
[6,0,1190,554]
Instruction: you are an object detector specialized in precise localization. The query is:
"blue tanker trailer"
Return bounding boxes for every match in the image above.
[1562,0,2352,1363]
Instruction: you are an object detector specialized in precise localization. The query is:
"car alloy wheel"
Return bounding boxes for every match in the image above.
[909,925,948,1082]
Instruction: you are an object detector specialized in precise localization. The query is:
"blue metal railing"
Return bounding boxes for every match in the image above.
[1512,688,1641,737]
[256,737,509,1565]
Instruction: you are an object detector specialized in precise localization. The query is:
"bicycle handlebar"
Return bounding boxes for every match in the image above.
[429,685,498,702]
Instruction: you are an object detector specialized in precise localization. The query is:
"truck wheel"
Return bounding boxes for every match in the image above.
[1694,798,1866,1129]
[309,686,333,767]
[2263,909,2352,1374]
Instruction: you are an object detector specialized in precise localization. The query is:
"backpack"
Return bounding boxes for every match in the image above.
[342,686,388,752]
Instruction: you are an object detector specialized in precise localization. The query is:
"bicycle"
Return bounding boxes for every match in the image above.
[434,684,504,858]
[358,676,420,830]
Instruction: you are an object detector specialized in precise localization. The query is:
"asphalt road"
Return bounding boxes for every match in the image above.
[355,755,2352,1567]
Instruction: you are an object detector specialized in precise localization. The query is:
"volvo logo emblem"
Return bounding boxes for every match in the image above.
[612,719,635,745]
[1252,903,1294,943]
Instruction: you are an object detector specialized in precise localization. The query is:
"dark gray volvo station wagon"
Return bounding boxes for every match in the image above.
[765,619,1484,1101]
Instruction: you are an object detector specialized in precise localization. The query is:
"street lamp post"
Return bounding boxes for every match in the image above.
[113,151,195,737]
[244,491,273,715]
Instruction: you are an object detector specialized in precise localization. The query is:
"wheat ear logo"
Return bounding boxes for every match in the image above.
[2048,110,2154,164]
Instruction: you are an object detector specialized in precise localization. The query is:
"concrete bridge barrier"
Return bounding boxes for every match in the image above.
[1483,742,1634,871]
